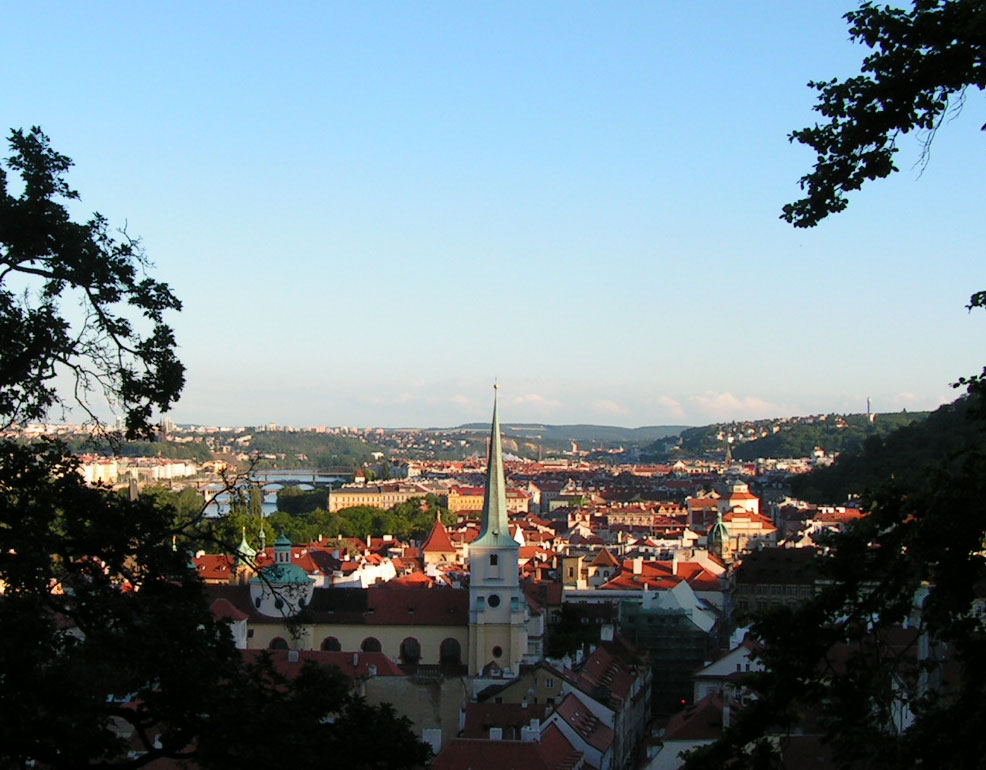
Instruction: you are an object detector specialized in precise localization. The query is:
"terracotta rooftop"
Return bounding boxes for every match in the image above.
[462,702,550,738]
[433,728,581,770]
[422,517,457,553]
[553,692,614,752]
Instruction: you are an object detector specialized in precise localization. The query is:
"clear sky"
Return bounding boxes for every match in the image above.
[4,2,984,428]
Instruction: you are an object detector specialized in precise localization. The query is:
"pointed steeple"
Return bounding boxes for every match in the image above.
[236,526,256,565]
[474,384,516,548]
[422,516,456,558]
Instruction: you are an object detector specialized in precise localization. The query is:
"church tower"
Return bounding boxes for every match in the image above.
[468,386,528,675]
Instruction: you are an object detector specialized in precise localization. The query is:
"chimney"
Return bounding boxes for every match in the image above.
[521,725,540,742]
[353,652,359,666]
[287,650,299,663]
[367,664,377,677]
[672,552,679,575]
[632,557,643,575]
[489,727,503,741]
[600,623,614,642]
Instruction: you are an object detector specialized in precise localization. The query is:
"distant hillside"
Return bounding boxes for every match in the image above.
[448,423,688,445]
[793,398,986,503]
[732,412,926,460]
[657,412,929,460]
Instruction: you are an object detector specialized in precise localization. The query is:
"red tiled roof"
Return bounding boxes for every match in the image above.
[590,548,620,568]
[364,586,469,625]
[210,597,248,622]
[687,497,719,509]
[724,491,759,501]
[462,702,550,738]
[538,723,583,770]
[576,645,634,701]
[193,553,236,581]
[434,728,581,770]
[422,517,457,553]
[386,571,435,587]
[721,511,777,531]
[553,692,614,752]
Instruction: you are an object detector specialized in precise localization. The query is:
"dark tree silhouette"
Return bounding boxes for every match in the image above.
[687,4,986,767]
[0,129,429,769]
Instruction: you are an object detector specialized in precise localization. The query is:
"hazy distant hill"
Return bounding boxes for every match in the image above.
[445,423,688,445]
[793,398,985,503]
[732,412,927,460]
[655,412,929,460]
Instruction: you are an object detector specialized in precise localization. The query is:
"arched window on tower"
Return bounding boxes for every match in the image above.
[269,637,289,651]
[321,636,341,652]
[440,638,461,667]
[399,637,421,665]
[361,637,382,653]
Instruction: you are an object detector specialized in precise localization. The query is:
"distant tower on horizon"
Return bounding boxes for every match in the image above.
[867,397,875,424]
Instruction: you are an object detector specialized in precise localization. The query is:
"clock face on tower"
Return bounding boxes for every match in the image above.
[487,593,501,608]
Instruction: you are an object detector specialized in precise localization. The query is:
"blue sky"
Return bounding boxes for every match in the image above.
[4,2,984,428]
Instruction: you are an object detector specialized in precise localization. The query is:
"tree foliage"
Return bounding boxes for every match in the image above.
[792,397,986,502]
[0,130,428,768]
[684,5,986,767]
[276,485,329,515]
[731,412,925,461]
[781,0,986,229]
[685,416,986,769]
[0,127,184,438]
[248,431,381,470]
[202,494,452,549]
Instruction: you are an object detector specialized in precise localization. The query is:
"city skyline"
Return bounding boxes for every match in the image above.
[4,2,983,428]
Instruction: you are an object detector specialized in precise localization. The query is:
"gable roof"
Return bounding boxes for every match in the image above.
[590,548,620,568]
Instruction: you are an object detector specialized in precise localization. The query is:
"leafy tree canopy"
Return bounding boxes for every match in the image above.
[781,0,986,229]
[793,397,986,502]
[0,127,184,438]
[686,4,986,767]
[0,129,428,768]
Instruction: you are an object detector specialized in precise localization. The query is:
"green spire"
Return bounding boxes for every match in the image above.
[709,510,730,558]
[237,526,256,563]
[475,384,516,548]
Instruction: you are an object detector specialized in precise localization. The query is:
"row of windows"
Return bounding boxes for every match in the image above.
[268,635,463,665]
